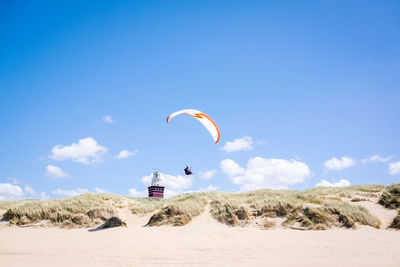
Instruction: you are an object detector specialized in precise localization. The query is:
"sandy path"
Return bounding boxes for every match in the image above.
[1,210,400,267]
[346,199,398,228]
[117,208,151,227]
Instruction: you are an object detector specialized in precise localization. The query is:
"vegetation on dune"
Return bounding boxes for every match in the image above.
[264,219,276,229]
[0,184,388,230]
[0,200,26,210]
[129,197,166,215]
[208,189,380,229]
[3,194,116,227]
[379,184,400,209]
[378,184,400,229]
[147,193,207,226]
[102,216,127,228]
[302,203,380,229]
[308,184,383,199]
[351,197,368,202]
[390,211,400,229]
[209,194,303,227]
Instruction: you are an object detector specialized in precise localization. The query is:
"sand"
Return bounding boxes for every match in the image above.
[1,205,400,267]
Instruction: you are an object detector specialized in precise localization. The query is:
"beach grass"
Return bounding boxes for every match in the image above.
[378,184,400,229]
[208,188,380,229]
[0,184,393,229]
[2,193,116,227]
[147,193,207,226]
[379,184,400,209]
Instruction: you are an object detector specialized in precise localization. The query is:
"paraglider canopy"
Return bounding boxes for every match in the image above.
[166,109,220,143]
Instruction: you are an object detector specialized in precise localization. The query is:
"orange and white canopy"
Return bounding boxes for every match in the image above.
[166,109,220,143]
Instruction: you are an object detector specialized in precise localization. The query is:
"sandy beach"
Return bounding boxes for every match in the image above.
[2,1,400,266]
[1,206,400,267]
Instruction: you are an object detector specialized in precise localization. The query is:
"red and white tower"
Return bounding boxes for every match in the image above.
[148,170,164,198]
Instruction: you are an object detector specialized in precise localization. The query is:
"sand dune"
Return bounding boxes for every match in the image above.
[1,185,400,266]
[347,200,398,228]
[1,206,400,267]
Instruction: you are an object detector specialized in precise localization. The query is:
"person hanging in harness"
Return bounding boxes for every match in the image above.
[184,165,192,175]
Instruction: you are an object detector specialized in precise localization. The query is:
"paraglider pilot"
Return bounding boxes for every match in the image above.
[184,165,192,175]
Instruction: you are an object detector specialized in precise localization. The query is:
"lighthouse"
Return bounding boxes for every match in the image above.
[148,170,165,198]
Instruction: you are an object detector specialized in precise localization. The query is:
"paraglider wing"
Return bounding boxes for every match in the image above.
[167,109,220,143]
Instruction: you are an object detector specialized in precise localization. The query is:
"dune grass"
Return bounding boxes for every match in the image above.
[129,197,166,215]
[378,184,400,229]
[147,193,207,226]
[379,184,400,209]
[208,188,381,229]
[390,211,400,229]
[0,184,387,229]
[264,219,276,229]
[3,193,116,227]
[0,200,32,210]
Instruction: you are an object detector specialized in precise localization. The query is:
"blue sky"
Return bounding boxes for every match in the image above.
[1,1,399,199]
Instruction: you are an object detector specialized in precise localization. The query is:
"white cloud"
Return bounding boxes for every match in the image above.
[102,115,115,124]
[139,172,193,198]
[199,184,219,192]
[7,177,20,185]
[0,183,24,200]
[221,157,311,191]
[315,179,351,187]
[362,155,393,163]
[51,188,89,197]
[115,149,138,160]
[220,159,245,177]
[323,157,355,171]
[49,137,107,165]
[389,161,400,175]
[46,165,70,178]
[50,187,110,198]
[129,188,147,198]
[38,192,50,199]
[24,185,36,195]
[94,187,107,194]
[221,136,254,152]
[198,170,217,179]
[0,182,47,200]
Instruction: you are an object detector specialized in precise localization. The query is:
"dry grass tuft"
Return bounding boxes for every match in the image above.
[296,203,380,229]
[0,200,26,210]
[323,203,380,228]
[351,197,368,202]
[207,186,383,229]
[0,184,386,230]
[130,197,165,215]
[102,216,127,228]
[210,200,242,226]
[379,184,400,209]
[147,193,207,226]
[264,219,276,229]
[301,207,335,229]
[390,211,400,229]
[378,184,400,229]
[2,193,115,227]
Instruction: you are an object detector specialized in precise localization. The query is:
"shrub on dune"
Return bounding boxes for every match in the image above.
[147,193,206,226]
[264,219,276,229]
[379,184,400,209]
[209,200,242,226]
[323,203,380,228]
[102,216,127,228]
[390,211,400,229]
[130,198,165,215]
[3,193,115,227]
[0,184,387,230]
